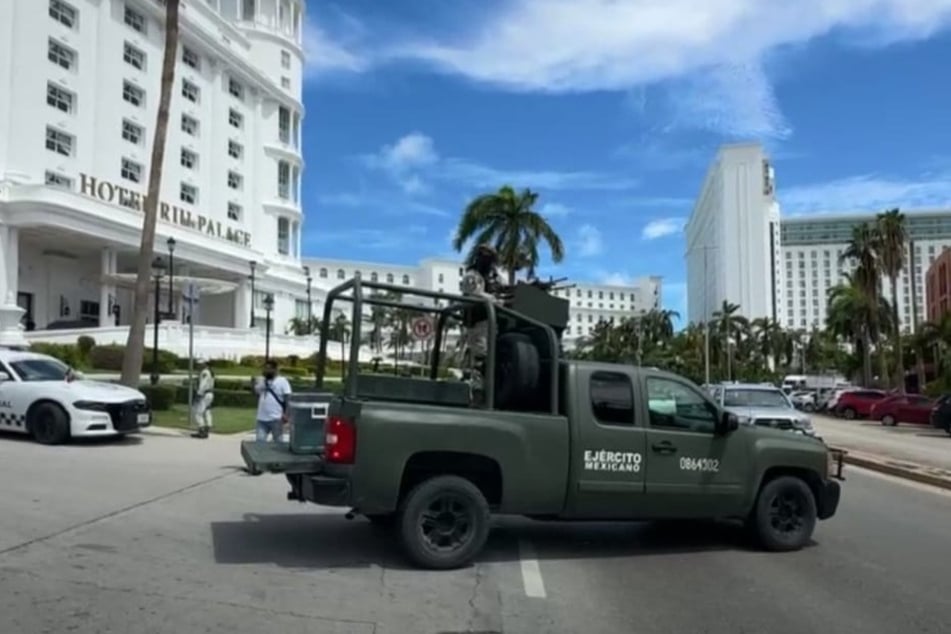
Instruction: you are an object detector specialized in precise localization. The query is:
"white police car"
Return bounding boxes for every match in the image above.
[0,348,151,444]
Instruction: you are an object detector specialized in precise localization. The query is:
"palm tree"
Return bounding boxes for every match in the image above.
[120,0,180,386]
[712,300,748,380]
[876,208,907,388]
[452,186,564,285]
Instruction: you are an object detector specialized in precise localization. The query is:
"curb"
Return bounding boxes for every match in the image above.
[839,450,951,491]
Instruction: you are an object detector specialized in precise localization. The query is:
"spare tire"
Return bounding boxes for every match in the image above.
[495,332,540,409]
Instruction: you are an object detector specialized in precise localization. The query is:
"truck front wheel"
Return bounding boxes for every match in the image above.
[750,476,817,552]
[397,475,491,570]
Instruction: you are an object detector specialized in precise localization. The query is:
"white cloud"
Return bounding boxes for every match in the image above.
[362,132,639,194]
[577,224,603,257]
[317,190,450,217]
[302,16,369,78]
[600,272,629,286]
[641,217,686,240]
[388,0,951,136]
[540,202,572,217]
[780,172,951,215]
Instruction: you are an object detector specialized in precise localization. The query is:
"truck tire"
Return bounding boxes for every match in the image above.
[495,332,540,409]
[750,476,817,552]
[397,475,491,570]
[29,402,71,445]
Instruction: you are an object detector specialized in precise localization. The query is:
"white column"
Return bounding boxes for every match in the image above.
[0,225,27,347]
[98,247,117,327]
[233,278,250,329]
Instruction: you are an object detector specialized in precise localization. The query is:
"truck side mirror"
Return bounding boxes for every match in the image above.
[0,370,11,382]
[716,411,739,435]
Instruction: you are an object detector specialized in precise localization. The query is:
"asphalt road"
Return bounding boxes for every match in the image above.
[1,432,950,634]
[812,413,951,471]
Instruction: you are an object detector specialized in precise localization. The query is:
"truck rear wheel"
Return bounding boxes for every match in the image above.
[750,476,817,552]
[397,475,490,570]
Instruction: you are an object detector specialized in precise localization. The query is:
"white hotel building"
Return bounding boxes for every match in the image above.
[0,0,322,357]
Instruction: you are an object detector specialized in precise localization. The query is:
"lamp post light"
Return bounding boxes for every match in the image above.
[249,260,257,327]
[263,293,274,361]
[150,256,166,386]
[166,236,176,318]
[303,265,313,334]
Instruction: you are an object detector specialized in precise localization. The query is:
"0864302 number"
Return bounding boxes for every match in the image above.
[679,457,720,473]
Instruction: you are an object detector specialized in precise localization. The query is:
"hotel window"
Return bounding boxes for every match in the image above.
[123,42,146,70]
[46,83,74,114]
[338,269,346,280]
[386,273,394,283]
[123,81,144,107]
[181,114,199,136]
[281,77,290,89]
[182,46,200,70]
[45,171,73,189]
[319,268,328,278]
[292,113,300,148]
[227,202,242,221]
[122,119,143,144]
[228,77,244,100]
[121,157,142,183]
[181,148,197,169]
[227,171,243,190]
[48,39,76,70]
[124,5,146,33]
[295,299,308,320]
[49,0,77,28]
[180,183,197,204]
[242,0,255,21]
[229,108,243,129]
[278,106,290,143]
[277,161,290,199]
[402,275,410,285]
[228,140,243,159]
[281,50,291,68]
[45,126,73,156]
[277,218,290,255]
[182,79,200,103]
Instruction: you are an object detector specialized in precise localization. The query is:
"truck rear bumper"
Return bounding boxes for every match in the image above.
[817,479,841,520]
[298,475,351,507]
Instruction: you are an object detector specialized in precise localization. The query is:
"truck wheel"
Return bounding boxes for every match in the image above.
[881,414,897,427]
[495,333,540,409]
[397,475,490,570]
[751,476,817,552]
[29,402,71,445]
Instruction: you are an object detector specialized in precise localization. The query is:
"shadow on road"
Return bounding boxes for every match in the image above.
[0,430,143,446]
[210,513,757,571]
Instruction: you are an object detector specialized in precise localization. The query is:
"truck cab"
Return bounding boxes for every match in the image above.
[241,276,843,570]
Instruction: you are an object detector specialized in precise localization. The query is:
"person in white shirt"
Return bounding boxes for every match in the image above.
[191,360,215,439]
[254,360,292,442]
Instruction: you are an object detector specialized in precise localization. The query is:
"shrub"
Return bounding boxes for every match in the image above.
[139,384,177,410]
[77,336,96,360]
[29,342,83,368]
[89,345,178,373]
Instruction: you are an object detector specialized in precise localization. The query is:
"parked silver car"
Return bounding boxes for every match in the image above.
[712,382,815,435]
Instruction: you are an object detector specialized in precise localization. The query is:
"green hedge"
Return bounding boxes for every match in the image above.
[139,384,177,410]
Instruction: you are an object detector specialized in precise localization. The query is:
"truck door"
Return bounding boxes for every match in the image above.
[641,375,747,518]
[565,368,648,519]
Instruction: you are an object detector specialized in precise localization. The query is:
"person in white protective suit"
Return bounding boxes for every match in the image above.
[191,359,215,439]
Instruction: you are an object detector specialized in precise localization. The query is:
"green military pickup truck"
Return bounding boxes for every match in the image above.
[242,276,842,570]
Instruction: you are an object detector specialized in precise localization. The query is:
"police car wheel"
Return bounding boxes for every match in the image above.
[751,476,817,552]
[29,402,71,445]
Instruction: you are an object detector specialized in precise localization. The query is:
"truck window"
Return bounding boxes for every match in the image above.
[590,371,634,426]
[646,378,716,433]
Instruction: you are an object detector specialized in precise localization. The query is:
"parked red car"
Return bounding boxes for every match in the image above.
[834,389,887,419]
[869,394,934,426]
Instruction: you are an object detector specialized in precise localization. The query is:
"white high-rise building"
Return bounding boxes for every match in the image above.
[684,143,782,324]
[303,257,662,349]
[780,211,951,333]
[0,0,309,355]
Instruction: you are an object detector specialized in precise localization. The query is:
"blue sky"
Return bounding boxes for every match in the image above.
[298,0,951,324]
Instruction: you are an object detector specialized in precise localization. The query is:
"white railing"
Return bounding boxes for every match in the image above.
[24,324,378,363]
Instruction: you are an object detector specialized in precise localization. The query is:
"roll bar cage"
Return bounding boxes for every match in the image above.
[314,273,561,414]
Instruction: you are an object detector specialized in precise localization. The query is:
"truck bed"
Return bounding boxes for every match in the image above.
[240,440,324,474]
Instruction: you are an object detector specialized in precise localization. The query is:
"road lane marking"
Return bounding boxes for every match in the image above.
[518,539,546,599]
[850,465,951,498]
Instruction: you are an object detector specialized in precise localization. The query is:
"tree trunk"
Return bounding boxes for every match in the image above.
[120,0,180,386]
[891,275,904,391]
[862,330,873,387]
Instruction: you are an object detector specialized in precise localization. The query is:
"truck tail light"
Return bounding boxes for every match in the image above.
[325,415,356,464]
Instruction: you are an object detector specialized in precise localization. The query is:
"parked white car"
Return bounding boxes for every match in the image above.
[0,349,151,444]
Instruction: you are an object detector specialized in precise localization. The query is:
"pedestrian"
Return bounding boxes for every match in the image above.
[460,244,501,405]
[253,359,292,443]
[191,359,215,439]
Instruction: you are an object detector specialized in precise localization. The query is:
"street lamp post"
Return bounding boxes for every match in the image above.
[150,257,166,386]
[249,260,257,328]
[166,237,176,318]
[303,265,312,334]
[263,293,274,361]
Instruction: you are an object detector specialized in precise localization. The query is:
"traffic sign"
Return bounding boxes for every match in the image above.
[411,316,434,341]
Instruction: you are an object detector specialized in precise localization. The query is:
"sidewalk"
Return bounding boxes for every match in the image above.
[814,415,951,489]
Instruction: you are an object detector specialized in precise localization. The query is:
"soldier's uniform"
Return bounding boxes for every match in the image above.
[460,245,500,404]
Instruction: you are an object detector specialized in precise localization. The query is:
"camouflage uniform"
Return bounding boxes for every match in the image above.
[460,260,497,404]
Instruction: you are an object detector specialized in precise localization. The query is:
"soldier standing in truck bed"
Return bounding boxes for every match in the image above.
[460,244,501,405]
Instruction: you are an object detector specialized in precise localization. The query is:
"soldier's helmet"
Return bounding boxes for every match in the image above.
[474,244,498,262]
